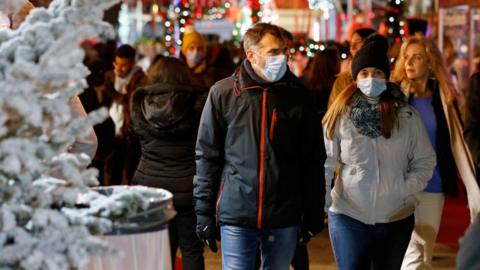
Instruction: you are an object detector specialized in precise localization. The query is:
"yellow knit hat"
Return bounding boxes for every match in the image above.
[181,27,206,55]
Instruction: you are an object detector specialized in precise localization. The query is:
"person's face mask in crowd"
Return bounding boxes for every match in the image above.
[186,51,204,67]
[185,43,205,68]
[356,68,387,97]
[255,54,288,82]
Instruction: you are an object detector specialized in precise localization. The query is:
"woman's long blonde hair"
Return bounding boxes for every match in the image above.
[391,35,457,105]
[322,82,399,140]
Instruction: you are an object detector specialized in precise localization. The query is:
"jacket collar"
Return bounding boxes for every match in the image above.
[232,60,300,96]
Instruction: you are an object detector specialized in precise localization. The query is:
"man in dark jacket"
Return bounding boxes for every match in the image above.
[194,23,326,269]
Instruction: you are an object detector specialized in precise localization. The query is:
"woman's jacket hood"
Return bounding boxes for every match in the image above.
[131,83,207,139]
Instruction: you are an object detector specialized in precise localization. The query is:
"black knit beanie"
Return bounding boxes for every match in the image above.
[351,34,390,80]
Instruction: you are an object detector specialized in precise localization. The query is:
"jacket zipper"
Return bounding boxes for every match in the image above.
[269,108,278,141]
[216,180,225,225]
[257,90,268,229]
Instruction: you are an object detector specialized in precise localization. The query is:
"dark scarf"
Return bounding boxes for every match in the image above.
[349,94,382,138]
[242,60,270,84]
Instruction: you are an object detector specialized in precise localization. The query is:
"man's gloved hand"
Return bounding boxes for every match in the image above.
[298,225,314,244]
[299,214,324,244]
[196,215,218,253]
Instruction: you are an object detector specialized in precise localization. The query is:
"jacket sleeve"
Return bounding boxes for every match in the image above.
[193,88,225,218]
[301,99,326,234]
[402,109,437,196]
[323,122,340,211]
[464,73,480,168]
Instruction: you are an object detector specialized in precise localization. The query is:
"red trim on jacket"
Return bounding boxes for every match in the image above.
[257,90,268,229]
[269,109,278,141]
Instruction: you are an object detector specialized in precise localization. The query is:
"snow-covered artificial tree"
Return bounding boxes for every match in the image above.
[0,1,160,269]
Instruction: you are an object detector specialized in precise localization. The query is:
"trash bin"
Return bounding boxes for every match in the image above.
[83,186,176,270]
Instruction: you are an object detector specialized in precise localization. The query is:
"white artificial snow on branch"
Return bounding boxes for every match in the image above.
[0,1,157,269]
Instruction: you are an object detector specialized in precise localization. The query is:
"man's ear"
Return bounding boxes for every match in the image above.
[246,49,256,65]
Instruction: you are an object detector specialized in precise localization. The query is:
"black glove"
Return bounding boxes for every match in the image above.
[196,215,218,253]
[298,214,324,244]
[298,225,314,244]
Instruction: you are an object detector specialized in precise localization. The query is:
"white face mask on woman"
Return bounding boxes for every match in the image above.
[256,54,288,82]
[357,77,387,97]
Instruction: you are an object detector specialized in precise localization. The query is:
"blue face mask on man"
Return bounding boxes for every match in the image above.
[255,54,288,82]
[357,77,387,97]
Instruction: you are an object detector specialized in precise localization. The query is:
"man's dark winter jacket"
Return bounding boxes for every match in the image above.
[130,83,207,206]
[193,60,326,232]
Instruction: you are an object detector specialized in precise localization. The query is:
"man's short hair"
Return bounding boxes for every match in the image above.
[243,23,285,52]
[115,44,136,60]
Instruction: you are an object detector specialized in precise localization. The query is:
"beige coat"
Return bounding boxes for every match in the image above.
[439,89,480,222]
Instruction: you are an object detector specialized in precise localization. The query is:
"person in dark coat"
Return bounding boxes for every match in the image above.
[79,60,115,185]
[130,57,207,270]
[464,72,480,187]
[194,23,325,269]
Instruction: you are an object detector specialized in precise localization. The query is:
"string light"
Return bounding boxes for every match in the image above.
[194,2,231,20]
[385,0,406,44]
[288,38,348,59]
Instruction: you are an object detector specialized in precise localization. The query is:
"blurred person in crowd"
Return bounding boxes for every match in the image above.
[194,23,325,270]
[208,44,236,83]
[81,39,101,66]
[464,72,480,178]
[458,72,480,270]
[328,28,376,108]
[306,48,341,114]
[323,34,436,270]
[130,57,207,270]
[391,34,478,270]
[104,44,147,185]
[136,39,162,72]
[443,37,462,95]
[79,60,115,185]
[180,27,216,88]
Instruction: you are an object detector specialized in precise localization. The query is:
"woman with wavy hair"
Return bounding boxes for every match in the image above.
[323,34,436,270]
[391,34,479,270]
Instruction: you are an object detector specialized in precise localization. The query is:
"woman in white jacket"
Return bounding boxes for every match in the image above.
[323,34,436,270]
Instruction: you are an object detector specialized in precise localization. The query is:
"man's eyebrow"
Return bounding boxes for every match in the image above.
[267,47,286,53]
